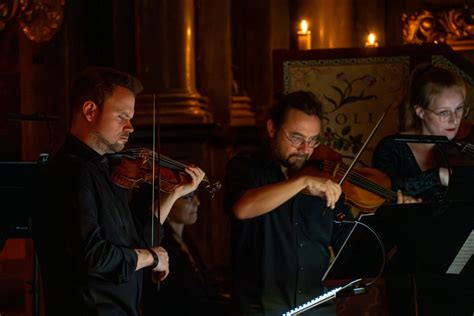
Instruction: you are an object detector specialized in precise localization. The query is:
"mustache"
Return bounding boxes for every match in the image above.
[288,153,309,159]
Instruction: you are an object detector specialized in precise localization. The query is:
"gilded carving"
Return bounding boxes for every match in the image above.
[0,0,64,42]
[403,6,474,50]
[18,0,64,43]
[0,0,19,30]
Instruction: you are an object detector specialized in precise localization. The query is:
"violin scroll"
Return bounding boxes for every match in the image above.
[203,178,222,199]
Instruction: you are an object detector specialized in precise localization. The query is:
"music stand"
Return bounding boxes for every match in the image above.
[0,162,39,248]
[323,202,474,315]
[0,161,46,316]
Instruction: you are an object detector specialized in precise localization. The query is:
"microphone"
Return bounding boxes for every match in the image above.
[393,134,450,144]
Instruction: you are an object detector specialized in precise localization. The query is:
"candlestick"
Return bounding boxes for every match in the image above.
[297,19,312,50]
[365,32,379,47]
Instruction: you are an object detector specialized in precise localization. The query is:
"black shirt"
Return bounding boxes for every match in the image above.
[35,134,148,316]
[224,150,352,315]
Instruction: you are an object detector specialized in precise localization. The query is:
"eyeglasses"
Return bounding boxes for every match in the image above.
[281,130,321,148]
[425,105,470,122]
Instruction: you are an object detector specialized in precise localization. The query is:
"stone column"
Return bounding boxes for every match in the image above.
[134,0,212,125]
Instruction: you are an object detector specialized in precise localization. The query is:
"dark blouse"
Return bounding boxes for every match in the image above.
[35,134,148,316]
[224,150,352,315]
[372,134,444,201]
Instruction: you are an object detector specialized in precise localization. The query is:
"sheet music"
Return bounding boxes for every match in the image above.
[446,230,474,275]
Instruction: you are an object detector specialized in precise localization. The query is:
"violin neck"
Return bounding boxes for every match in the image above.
[123,148,221,197]
[456,141,474,157]
[347,170,396,201]
[159,154,215,182]
[324,160,397,202]
[159,154,186,170]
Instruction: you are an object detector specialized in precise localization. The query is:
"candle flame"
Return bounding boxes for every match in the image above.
[300,20,308,33]
[368,33,376,45]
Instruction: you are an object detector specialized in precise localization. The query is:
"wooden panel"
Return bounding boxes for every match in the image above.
[0,73,21,160]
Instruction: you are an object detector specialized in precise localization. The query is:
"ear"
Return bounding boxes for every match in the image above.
[267,119,277,138]
[82,101,98,122]
[414,105,425,120]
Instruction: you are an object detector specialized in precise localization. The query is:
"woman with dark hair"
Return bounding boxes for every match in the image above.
[148,191,230,315]
[372,64,468,201]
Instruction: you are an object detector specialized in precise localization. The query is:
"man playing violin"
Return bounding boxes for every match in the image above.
[35,67,204,316]
[224,91,353,315]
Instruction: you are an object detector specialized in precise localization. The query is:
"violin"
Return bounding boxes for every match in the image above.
[299,103,401,213]
[450,119,474,163]
[452,140,474,160]
[454,119,472,140]
[430,119,474,167]
[110,148,221,197]
[303,144,397,212]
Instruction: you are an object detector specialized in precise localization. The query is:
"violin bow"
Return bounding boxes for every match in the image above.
[151,92,161,289]
[338,103,392,187]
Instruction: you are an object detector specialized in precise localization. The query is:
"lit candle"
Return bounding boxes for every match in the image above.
[297,19,312,50]
[365,33,379,47]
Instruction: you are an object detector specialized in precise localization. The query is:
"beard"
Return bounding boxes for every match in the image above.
[91,129,128,153]
[271,140,309,172]
[280,153,309,171]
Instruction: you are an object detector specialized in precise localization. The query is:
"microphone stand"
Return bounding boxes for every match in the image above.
[285,214,388,316]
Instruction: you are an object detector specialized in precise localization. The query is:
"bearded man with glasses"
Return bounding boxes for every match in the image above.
[224,91,353,315]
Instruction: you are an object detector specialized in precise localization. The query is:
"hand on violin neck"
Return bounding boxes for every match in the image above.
[301,175,342,209]
[154,190,191,224]
[173,164,206,197]
[156,165,205,224]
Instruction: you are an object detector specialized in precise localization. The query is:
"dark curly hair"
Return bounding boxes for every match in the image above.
[268,91,323,129]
